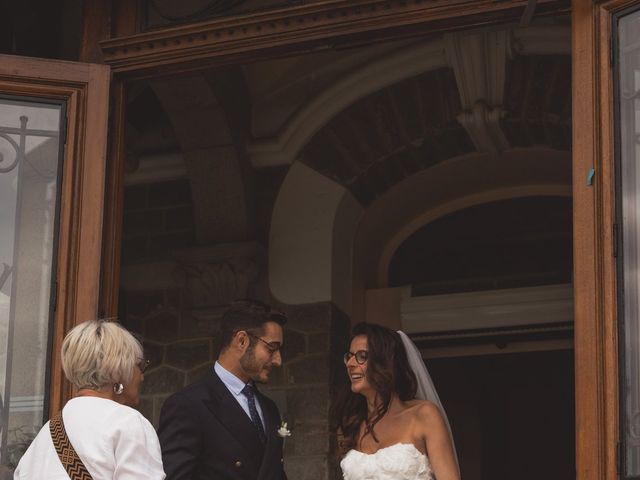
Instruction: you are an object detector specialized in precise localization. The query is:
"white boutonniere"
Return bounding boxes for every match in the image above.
[277,421,291,438]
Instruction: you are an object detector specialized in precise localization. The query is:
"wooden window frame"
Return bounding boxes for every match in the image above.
[96,0,623,478]
[572,1,640,479]
[0,55,110,416]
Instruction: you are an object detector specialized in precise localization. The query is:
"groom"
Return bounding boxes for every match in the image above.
[158,299,288,480]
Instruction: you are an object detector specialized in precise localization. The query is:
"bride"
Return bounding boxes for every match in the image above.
[332,323,460,480]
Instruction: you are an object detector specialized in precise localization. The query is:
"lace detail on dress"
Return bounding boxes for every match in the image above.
[340,443,434,480]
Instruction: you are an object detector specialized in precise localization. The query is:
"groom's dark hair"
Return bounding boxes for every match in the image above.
[217,299,287,353]
[331,322,417,453]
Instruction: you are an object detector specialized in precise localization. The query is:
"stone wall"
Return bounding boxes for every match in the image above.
[122,285,349,480]
[261,302,349,480]
[120,181,350,480]
[121,179,195,264]
[123,288,221,425]
[121,241,266,425]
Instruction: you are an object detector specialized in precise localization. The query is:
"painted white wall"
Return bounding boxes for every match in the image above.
[332,190,364,315]
[401,284,573,333]
[269,162,363,310]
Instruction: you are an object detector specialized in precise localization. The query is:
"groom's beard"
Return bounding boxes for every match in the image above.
[240,345,272,383]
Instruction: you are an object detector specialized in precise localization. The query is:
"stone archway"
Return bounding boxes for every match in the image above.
[115,21,573,480]
[265,41,574,472]
[150,74,253,245]
[118,73,269,429]
[249,23,570,168]
[356,149,572,290]
[267,23,571,313]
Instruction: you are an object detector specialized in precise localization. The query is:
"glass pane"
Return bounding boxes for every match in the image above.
[0,97,63,475]
[618,6,640,477]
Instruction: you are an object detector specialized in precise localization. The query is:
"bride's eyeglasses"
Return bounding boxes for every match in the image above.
[343,350,368,365]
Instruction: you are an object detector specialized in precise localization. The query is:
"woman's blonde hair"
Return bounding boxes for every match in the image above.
[61,320,143,390]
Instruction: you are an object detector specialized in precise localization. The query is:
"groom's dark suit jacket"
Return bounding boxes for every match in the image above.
[158,371,287,480]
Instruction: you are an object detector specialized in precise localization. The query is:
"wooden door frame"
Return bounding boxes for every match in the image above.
[97,0,570,78]
[572,1,640,478]
[0,55,110,416]
[97,0,621,478]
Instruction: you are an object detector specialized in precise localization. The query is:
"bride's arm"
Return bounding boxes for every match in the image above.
[416,402,460,480]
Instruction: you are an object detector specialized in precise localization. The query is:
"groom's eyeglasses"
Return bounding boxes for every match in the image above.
[246,332,282,356]
[343,350,368,365]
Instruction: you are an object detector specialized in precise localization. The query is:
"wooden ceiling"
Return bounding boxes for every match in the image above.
[503,55,572,151]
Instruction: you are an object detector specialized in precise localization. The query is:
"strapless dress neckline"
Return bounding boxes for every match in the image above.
[340,443,434,480]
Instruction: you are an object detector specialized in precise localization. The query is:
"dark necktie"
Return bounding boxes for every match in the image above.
[241,383,266,443]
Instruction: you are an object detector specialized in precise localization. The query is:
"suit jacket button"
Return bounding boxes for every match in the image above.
[235,461,242,468]
[281,458,284,463]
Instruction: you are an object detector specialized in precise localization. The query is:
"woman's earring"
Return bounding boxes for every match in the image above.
[113,383,124,395]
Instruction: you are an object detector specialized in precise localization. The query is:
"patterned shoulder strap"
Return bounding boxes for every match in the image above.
[49,412,93,480]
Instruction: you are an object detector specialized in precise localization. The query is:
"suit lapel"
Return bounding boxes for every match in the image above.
[203,372,265,470]
[256,388,281,480]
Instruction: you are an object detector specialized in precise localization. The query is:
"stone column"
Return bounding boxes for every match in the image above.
[122,242,265,425]
[260,302,350,480]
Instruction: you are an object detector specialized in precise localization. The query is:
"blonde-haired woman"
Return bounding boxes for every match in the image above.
[14,320,165,480]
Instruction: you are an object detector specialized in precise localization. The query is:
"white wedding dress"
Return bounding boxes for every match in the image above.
[340,443,434,480]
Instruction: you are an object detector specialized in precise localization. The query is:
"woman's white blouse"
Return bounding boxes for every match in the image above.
[14,396,165,480]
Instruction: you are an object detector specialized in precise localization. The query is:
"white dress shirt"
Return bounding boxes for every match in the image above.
[214,361,265,428]
[14,396,165,480]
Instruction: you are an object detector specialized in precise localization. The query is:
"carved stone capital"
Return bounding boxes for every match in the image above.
[445,28,512,153]
[172,242,264,308]
[456,102,509,154]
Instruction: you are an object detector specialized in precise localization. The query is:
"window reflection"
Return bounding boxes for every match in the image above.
[617,7,640,478]
[0,97,63,475]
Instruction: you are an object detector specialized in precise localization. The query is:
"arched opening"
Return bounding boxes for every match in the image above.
[389,196,573,293]
[384,196,575,480]
[264,24,574,477]
[111,17,576,480]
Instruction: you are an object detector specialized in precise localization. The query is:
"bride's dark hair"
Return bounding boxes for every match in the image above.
[331,322,417,454]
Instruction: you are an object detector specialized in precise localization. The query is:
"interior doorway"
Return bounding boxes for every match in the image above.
[115,13,574,479]
[374,194,575,479]
[429,349,575,480]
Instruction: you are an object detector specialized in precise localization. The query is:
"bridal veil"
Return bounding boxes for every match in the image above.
[397,331,459,467]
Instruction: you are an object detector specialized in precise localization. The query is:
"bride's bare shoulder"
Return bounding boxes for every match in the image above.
[405,400,443,422]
